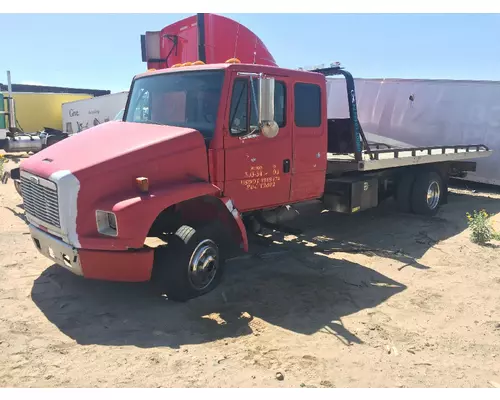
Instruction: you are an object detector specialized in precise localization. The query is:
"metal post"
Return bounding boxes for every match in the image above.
[6,71,16,130]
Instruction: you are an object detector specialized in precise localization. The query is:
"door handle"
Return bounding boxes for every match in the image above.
[283,159,290,174]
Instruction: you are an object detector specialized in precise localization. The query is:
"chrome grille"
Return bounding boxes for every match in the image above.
[20,173,60,228]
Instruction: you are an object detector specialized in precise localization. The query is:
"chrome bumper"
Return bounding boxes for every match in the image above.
[29,224,83,276]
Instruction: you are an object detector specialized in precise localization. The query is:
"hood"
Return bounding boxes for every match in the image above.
[20,120,211,250]
[20,121,207,181]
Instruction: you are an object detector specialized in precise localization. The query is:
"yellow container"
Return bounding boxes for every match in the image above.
[0,92,93,132]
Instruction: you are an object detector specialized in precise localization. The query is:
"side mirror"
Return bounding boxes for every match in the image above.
[258,76,279,138]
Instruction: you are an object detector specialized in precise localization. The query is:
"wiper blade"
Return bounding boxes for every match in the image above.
[143,120,166,126]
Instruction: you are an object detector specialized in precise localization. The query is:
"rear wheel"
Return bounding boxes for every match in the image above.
[411,170,444,216]
[152,222,229,302]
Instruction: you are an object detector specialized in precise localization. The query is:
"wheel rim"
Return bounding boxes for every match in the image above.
[188,239,219,290]
[426,181,441,210]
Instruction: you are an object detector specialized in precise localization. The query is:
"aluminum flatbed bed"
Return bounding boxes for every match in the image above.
[327,144,492,173]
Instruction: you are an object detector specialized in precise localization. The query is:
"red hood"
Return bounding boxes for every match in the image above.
[20,121,205,180]
[20,120,211,250]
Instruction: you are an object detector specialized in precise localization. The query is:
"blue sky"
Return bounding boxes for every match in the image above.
[1,13,500,92]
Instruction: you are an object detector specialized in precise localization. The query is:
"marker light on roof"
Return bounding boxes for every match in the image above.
[171,63,182,68]
[225,58,241,64]
[148,68,156,71]
[182,62,193,66]
[192,60,205,65]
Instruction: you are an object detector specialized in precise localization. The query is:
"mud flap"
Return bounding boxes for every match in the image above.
[221,197,249,252]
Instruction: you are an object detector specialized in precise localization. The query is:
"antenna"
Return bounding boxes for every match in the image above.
[253,37,257,64]
[233,24,240,59]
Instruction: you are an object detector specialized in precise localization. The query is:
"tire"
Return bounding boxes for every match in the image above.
[410,170,443,216]
[395,172,416,213]
[152,222,229,302]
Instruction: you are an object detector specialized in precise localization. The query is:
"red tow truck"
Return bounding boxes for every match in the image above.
[17,16,492,302]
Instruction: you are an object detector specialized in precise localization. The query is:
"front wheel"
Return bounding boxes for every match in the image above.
[152,223,228,302]
[411,170,444,216]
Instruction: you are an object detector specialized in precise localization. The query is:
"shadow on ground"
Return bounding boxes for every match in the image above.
[30,184,500,349]
[4,204,26,222]
[31,240,406,349]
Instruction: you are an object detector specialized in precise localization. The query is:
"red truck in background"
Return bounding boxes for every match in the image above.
[16,14,492,302]
[141,13,277,70]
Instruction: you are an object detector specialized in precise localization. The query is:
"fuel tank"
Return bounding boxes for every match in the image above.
[3,135,43,153]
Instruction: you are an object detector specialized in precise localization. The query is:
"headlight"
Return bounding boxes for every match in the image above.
[96,210,118,237]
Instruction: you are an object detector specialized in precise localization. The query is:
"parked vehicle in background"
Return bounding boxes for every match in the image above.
[2,106,128,196]
[1,71,110,155]
[141,13,277,70]
[326,76,500,186]
[62,91,129,134]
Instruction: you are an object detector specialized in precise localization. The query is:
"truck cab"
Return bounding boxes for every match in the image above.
[126,62,329,211]
[18,60,331,301]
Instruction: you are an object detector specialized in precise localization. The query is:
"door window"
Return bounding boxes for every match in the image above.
[294,82,321,127]
[229,77,287,136]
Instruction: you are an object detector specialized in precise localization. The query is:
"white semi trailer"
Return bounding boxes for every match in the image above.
[326,77,500,186]
[61,91,128,134]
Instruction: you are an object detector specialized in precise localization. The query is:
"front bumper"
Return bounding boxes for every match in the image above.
[29,224,83,275]
[29,225,154,282]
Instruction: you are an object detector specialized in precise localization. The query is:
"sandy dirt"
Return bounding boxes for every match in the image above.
[0,153,499,388]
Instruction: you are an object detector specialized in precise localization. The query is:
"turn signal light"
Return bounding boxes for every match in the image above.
[136,177,149,193]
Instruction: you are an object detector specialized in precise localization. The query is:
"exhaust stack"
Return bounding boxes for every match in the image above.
[6,71,17,131]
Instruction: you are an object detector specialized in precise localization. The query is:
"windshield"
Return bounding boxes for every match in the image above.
[124,70,225,139]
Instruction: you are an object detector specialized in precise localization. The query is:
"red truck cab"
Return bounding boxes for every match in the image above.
[19,60,332,301]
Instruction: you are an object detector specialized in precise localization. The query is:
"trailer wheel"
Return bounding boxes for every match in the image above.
[395,173,416,213]
[152,222,229,302]
[411,171,443,216]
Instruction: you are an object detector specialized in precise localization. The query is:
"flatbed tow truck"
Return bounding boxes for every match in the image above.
[16,59,492,301]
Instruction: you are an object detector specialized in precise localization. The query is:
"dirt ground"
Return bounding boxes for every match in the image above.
[0,153,499,388]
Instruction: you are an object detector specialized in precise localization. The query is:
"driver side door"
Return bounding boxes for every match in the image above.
[223,73,292,212]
